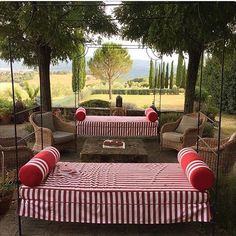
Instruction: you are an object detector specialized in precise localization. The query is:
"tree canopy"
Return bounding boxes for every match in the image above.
[0,2,117,110]
[115,2,236,113]
[88,42,133,100]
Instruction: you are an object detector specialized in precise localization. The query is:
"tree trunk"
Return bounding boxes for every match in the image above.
[184,48,202,114]
[38,44,52,111]
[108,78,112,100]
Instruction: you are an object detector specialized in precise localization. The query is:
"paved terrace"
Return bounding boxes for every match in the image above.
[0,124,223,236]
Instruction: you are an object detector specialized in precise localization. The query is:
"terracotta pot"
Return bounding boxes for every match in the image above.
[0,191,13,215]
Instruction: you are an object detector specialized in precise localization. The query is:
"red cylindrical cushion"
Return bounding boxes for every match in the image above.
[75,107,86,121]
[19,146,60,187]
[178,147,214,191]
[34,146,60,171]
[145,108,153,116]
[145,108,158,122]
[19,158,49,187]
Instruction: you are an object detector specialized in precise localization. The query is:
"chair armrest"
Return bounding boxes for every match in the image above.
[54,116,76,133]
[160,117,182,134]
[182,127,199,147]
[35,127,54,146]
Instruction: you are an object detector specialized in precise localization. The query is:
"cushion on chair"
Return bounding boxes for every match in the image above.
[75,107,86,121]
[229,132,236,142]
[34,112,55,132]
[178,147,214,191]
[176,115,198,134]
[162,132,183,143]
[53,131,75,144]
[19,146,60,187]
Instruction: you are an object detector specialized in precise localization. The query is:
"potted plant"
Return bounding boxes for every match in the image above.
[0,168,15,215]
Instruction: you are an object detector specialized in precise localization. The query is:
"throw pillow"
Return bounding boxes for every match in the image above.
[176,115,198,133]
[229,131,236,142]
[34,112,55,132]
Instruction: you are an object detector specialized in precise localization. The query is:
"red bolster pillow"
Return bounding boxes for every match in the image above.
[19,146,60,187]
[145,108,158,122]
[75,107,86,121]
[177,147,214,191]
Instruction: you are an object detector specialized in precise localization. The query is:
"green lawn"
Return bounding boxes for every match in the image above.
[53,94,185,110]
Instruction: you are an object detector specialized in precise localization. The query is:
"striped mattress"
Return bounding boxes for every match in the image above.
[76,116,158,137]
[19,162,211,224]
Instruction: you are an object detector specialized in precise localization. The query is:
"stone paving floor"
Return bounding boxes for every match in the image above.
[0,124,227,236]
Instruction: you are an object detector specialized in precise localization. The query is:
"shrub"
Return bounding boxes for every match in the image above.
[215,173,236,235]
[202,122,215,138]
[80,99,110,108]
[194,86,209,103]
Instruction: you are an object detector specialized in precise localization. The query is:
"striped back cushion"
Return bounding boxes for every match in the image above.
[75,107,86,121]
[178,147,214,191]
[19,146,60,187]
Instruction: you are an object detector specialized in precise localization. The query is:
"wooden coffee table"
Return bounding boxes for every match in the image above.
[80,138,148,163]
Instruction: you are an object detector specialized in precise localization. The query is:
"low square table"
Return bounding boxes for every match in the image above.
[80,138,148,163]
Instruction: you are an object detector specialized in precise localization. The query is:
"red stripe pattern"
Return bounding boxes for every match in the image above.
[19,162,211,224]
[77,116,158,137]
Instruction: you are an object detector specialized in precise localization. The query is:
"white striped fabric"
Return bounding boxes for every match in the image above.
[43,146,60,162]
[77,116,158,137]
[24,158,49,179]
[19,162,211,224]
[177,147,197,163]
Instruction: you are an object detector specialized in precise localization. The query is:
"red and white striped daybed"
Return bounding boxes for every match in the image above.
[76,116,158,137]
[19,162,211,224]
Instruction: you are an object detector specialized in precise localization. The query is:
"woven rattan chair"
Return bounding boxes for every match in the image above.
[193,136,236,175]
[160,112,207,151]
[110,107,127,116]
[29,111,76,152]
[0,137,33,170]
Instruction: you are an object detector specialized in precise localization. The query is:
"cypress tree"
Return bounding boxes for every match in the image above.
[149,59,154,88]
[161,62,165,89]
[165,63,169,88]
[170,61,174,89]
[180,61,187,88]
[157,63,161,88]
[72,40,86,104]
[154,60,158,88]
[176,52,184,87]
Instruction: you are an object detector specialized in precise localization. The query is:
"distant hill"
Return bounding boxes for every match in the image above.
[0,58,150,80]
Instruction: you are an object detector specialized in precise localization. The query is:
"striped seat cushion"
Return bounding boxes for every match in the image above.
[19,162,211,224]
[77,116,158,137]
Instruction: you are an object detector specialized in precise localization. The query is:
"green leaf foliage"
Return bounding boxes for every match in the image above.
[203,52,236,113]
[114,2,236,113]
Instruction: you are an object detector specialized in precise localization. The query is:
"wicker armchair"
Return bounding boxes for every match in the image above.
[160,112,207,151]
[0,137,33,170]
[29,111,76,152]
[193,136,236,175]
[110,107,127,116]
